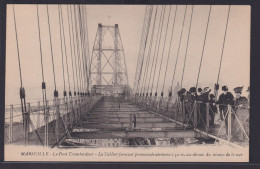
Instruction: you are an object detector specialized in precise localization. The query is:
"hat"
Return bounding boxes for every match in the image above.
[222,86,228,91]
[234,86,243,93]
[246,86,250,92]
[180,88,186,93]
[209,94,215,99]
[203,87,211,93]
[189,87,196,93]
[198,88,202,92]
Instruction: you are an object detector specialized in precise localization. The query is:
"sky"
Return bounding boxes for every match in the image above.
[5,4,250,106]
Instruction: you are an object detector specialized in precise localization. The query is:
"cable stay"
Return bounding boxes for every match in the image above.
[66,5,76,96]
[150,5,166,97]
[135,6,153,95]
[58,5,67,99]
[12,5,28,145]
[170,5,188,90]
[155,5,172,97]
[140,5,159,98]
[133,6,150,93]
[214,5,231,100]
[138,5,156,97]
[180,5,194,88]
[195,5,212,89]
[36,4,49,146]
[73,5,84,96]
[161,5,178,98]
[69,5,80,96]
[146,5,165,97]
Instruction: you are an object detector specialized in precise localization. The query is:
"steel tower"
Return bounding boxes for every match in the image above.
[90,24,129,87]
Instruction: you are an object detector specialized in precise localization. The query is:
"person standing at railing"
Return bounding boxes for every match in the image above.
[208,94,217,127]
[246,86,250,108]
[216,85,234,136]
[184,87,197,123]
[196,87,211,129]
[233,86,249,141]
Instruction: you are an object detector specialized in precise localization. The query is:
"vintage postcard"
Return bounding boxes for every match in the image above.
[4,4,250,162]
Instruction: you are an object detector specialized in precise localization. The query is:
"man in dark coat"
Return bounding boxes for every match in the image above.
[197,87,211,129]
[209,94,217,127]
[217,86,234,120]
[233,86,249,141]
[217,85,234,136]
[183,87,197,124]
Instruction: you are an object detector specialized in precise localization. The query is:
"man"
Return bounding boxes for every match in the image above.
[183,87,197,124]
[209,94,217,127]
[197,88,203,96]
[246,86,250,107]
[197,87,211,129]
[217,86,234,136]
[233,86,249,141]
[176,88,187,120]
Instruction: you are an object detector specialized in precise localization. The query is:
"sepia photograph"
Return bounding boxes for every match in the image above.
[4,4,250,162]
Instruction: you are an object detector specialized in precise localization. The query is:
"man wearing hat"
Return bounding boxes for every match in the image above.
[233,86,249,141]
[209,94,217,127]
[197,88,203,96]
[197,87,211,128]
[217,86,234,136]
[183,87,197,123]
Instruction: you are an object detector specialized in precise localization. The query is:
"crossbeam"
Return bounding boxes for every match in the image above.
[85,117,167,123]
[71,130,196,139]
[79,121,179,128]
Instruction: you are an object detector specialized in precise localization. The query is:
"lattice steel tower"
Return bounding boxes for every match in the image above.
[90,24,129,86]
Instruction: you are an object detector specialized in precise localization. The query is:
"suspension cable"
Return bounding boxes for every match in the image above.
[36,4,48,146]
[13,5,27,122]
[46,5,57,93]
[139,5,155,96]
[147,5,164,95]
[36,5,45,84]
[82,6,91,93]
[84,6,91,93]
[78,5,87,94]
[180,5,194,88]
[155,5,172,95]
[60,5,72,97]
[161,5,178,93]
[67,5,76,95]
[133,6,149,93]
[13,5,23,88]
[58,5,67,96]
[69,5,80,95]
[150,6,166,95]
[141,5,158,96]
[136,6,153,95]
[74,5,83,95]
[195,5,212,89]
[216,5,231,84]
[170,5,188,89]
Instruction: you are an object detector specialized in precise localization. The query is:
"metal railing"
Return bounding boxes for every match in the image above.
[129,95,249,146]
[5,95,103,146]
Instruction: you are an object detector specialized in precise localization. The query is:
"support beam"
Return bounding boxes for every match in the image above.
[85,117,167,123]
[79,121,179,128]
[71,130,196,139]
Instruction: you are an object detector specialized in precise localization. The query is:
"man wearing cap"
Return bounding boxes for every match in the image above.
[217,86,234,136]
[233,86,249,141]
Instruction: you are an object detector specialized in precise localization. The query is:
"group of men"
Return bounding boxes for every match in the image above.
[177,85,249,140]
